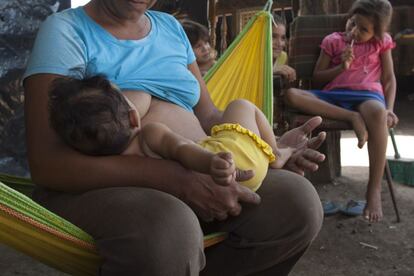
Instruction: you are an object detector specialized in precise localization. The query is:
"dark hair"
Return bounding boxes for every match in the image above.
[48,75,132,156]
[180,19,210,46]
[273,14,286,27]
[348,0,392,39]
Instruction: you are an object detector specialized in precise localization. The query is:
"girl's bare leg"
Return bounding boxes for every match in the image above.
[357,100,388,223]
[285,88,368,148]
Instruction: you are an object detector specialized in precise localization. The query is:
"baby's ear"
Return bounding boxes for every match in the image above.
[128,109,140,129]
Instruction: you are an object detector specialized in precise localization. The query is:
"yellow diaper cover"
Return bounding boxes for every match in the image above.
[198,123,276,191]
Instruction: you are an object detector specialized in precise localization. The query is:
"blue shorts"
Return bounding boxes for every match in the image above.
[309,90,385,111]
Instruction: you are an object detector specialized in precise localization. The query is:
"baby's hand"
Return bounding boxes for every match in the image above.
[341,44,354,70]
[210,152,236,186]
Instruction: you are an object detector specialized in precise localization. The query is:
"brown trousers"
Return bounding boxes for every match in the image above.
[33,169,323,275]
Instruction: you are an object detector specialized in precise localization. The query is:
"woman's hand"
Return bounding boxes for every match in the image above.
[183,171,260,222]
[277,116,326,175]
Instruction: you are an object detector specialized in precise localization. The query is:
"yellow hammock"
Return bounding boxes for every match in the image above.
[0,4,274,276]
[205,9,273,125]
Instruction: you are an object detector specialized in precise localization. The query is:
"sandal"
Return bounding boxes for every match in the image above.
[322,200,340,216]
[340,199,366,216]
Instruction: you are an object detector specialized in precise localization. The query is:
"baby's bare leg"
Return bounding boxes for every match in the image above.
[357,100,388,223]
[285,88,368,148]
[221,100,273,142]
[221,100,289,168]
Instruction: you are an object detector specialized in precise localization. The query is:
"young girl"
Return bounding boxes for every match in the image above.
[48,76,294,192]
[181,19,217,76]
[272,14,296,82]
[285,0,398,222]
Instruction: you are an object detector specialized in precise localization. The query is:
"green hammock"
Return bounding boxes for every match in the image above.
[0,1,275,274]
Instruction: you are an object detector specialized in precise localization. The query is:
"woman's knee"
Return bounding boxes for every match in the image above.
[260,170,323,242]
[90,188,205,275]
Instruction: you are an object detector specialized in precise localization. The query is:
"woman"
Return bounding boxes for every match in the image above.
[23,0,325,274]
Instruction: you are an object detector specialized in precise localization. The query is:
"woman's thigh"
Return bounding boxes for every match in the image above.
[33,186,205,275]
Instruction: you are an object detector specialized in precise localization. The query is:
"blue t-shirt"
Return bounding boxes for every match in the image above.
[24,8,199,111]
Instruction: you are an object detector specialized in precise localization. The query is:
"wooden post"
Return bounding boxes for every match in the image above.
[208,0,217,49]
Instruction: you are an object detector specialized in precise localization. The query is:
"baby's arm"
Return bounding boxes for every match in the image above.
[269,147,294,169]
[139,122,235,185]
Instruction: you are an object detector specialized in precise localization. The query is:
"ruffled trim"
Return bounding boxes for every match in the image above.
[211,123,276,162]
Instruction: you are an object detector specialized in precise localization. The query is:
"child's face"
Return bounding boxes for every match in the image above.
[345,14,375,43]
[193,39,212,64]
[272,24,287,58]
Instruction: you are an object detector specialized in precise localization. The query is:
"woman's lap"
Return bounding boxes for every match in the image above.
[33,186,205,275]
[201,169,323,275]
[33,169,322,275]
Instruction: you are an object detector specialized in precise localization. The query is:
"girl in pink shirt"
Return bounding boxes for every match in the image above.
[285,0,398,223]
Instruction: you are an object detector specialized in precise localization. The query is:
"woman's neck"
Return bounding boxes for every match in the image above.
[85,0,150,40]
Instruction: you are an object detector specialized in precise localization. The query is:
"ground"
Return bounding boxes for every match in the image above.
[0,95,413,275]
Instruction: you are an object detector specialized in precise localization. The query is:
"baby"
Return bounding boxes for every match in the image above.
[48,76,293,191]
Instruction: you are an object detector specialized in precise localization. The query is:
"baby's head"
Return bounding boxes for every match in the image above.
[48,75,134,156]
[181,19,214,64]
[347,0,392,41]
[272,14,287,58]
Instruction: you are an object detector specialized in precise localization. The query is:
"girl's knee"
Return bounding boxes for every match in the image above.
[285,88,304,106]
[364,107,387,127]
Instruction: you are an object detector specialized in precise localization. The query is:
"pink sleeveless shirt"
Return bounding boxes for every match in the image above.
[321,32,395,95]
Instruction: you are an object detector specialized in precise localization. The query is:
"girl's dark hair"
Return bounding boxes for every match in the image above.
[48,75,132,156]
[348,0,392,39]
[180,19,210,46]
[273,14,286,27]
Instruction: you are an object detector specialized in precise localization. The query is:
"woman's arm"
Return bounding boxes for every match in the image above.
[189,62,223,134]
[24,74,196,194]
[380,49,398,127]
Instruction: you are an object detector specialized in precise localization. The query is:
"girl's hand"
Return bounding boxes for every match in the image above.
[386,110,399,128]
[274,64,297,82]
[341,45,354,70]
[210,152,237,186]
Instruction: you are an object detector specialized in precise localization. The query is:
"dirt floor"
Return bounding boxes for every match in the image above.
[0,94,413,275]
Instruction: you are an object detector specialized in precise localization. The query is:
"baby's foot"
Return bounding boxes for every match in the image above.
[363,190,383,223]
[350,113,368,148]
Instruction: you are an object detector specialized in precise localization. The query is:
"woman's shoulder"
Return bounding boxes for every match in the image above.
[40,7,87,34]
[44,7,82,25]
[148,10,180,27]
